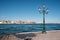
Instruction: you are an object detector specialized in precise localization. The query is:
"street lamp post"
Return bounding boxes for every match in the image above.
[38,4,48,34]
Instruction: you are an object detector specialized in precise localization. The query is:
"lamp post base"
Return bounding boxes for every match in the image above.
[42,30,47,34]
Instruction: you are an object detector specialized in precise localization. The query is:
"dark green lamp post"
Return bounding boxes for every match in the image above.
[38,4,48,33]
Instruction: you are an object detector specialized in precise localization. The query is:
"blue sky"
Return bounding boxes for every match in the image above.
[0,0,60,23]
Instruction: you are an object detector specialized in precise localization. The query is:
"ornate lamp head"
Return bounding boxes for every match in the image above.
[42,4,45,8]
[38,7,41,13]
[46,8,49,14]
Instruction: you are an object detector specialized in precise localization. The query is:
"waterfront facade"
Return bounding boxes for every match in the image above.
[0,20,37,24]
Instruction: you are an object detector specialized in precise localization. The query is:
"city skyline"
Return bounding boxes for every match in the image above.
[0,0,60,23]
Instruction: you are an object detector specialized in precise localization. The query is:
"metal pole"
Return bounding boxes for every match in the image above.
[42,13,46,33]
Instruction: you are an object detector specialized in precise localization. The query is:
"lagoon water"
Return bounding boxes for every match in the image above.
[0,24,60,34]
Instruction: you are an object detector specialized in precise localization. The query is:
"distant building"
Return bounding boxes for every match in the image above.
[0,21,2,24]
